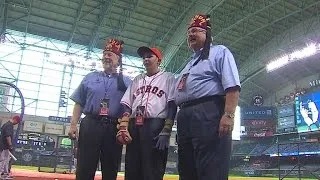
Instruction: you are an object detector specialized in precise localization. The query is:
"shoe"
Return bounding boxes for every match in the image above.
[0,174,13,179]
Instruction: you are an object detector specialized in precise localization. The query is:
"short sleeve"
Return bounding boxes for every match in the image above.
[167,73,176,102]
[70,77,87,106]
[123,76,133,89]
[216,46,241,90]
[120,76,138,109]
[2,124,13,137]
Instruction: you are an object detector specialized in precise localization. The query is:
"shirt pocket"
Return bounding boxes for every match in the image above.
[87,80,103,94]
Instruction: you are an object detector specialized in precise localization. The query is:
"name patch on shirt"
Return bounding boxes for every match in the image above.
[133,85,165,98]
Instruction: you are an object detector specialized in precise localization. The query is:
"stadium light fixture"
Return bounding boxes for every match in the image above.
[266,43,320,72]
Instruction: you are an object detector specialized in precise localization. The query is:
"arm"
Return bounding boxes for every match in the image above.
[224,87,240,115]
[155,74,178,150]
[122,104,132,116]
[71,103,82,126]
[162,74,178,134]
[119,76,135,115]
[69,77,87,139]
[6,136,12,148]
[308,101,319,123]
[161,101,178,135]
[216,46,241,136]
[117,81,135,145]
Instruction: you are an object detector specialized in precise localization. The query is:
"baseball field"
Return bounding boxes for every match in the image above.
[11,166,317,180]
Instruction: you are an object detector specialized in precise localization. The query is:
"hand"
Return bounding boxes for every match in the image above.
[308,101,319,123]
[68,125,78,140]
[154,135,170,150]
[154,118,173,150]
[300,102,309,119]
[8,145,13,152]
[116,116,132,145]
[219,115,234,137]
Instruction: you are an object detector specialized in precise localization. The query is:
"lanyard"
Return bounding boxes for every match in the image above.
[188,54,202,72]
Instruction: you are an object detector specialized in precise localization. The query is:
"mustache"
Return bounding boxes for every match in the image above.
[188,36,196,41]
[102,58,112,63]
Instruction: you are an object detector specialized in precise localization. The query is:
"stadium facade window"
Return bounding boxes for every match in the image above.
[0,29,144,117]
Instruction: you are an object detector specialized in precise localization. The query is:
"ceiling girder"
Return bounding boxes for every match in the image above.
[86,0,113,55]
[162,0,226,68]
[67,0,86,50]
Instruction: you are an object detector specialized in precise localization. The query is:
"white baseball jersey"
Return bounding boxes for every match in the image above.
[120,71,175,118]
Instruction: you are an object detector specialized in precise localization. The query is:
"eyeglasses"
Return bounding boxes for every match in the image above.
[187,28,206,35]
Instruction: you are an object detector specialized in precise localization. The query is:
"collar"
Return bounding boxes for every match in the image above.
[101,71,118,77]
[191,43,213,58]
[144,70,163,78]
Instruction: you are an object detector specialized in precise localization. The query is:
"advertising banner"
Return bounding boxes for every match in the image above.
[277,104,295,118]
[45,123,64,135]
[23,121,43,133]
[48,116,71,123]
[277,116,295,129]
[246,130,274,137]
[241,106,275,120]
[243,120,275,127]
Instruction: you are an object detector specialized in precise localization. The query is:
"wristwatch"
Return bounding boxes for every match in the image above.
[224,112,235,119]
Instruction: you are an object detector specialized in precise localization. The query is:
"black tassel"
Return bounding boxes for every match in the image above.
[199,15,212,61]
[117,54,127,92]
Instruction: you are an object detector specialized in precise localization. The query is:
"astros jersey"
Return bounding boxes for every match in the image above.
[121,71,175,118]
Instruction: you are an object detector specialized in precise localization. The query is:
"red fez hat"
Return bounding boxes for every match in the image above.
[12,115,21,123]
[188,14,210,30]
[104,39,124,56]
[137,46,163,61]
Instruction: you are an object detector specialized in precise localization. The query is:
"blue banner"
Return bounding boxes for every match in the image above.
[48,116,71,123]
[241,106,275,120]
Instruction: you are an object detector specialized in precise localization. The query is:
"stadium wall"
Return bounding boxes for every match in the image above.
[264,74,319,105]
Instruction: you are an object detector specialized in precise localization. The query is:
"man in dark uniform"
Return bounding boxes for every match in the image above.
[0,115,21,179]
[68,39,132,180]
[174,14,241,180]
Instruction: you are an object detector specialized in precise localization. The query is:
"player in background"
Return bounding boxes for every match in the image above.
[116,46,177,180]
[0,116,21,179]
[300,100,319,131]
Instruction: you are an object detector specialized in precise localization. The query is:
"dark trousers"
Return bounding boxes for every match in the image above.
[125,118,168,180]
[76,116,122,180]
[177,98,232,180]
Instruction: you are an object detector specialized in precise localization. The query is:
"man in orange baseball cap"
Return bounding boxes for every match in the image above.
[117,46,177,180]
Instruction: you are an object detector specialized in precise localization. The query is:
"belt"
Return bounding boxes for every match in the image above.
[179,95,225,109]
[85,114,118,124]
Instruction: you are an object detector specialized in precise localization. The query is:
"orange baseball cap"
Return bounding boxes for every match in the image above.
[137,46,163,61]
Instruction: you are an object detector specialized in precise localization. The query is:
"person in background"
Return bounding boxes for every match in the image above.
[0,115,21,179]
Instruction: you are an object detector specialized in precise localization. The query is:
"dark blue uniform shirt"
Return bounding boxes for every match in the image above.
[70,71,132,118]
